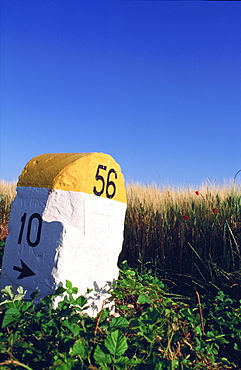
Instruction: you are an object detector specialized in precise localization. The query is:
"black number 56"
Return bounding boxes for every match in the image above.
[93,165,117,199]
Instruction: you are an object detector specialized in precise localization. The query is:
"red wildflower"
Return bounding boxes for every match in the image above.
[195,191,200,195]
[183,215,190,220]
[212,208,218,214]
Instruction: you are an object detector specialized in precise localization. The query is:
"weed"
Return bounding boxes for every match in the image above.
[119,182,241,299]
[0,266,240,369]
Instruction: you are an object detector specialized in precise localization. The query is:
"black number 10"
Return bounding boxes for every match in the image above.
[93,165,117,199]
[18,213,42,247]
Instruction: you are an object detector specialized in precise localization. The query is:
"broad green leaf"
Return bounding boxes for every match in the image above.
[71,287,78,295]
[94,345,112,364]
[21,301,34,313]
[119,305,128,310]
[62,321,80,336]
[42,319,58,333]
[30,290,40,299]
[195,325,203,335]
[2,308,21,328]
[109,316,129,329]
[99,364,109,370]
[104,330,128,356]
[65,280,72,289]
[137,295,152,304]
[97,308,110,323]
[5,332,20,351]
[69,339,87,358]
[75,295,88,308]
[114,355,142,365]
[0,342,6,352]
[55,286,66,296]
[55,359,74,370]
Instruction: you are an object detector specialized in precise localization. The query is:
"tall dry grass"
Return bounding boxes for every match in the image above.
[120,181,241,295]
[0,181,17,240]
[0,180,240,295]
[0,180,17,200]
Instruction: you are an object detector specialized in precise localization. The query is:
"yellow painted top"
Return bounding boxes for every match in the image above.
[18,153,126,203]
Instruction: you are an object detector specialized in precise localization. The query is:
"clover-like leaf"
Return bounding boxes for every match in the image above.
[70,339,88,358]
[137,294,152,304]
[109,316,129,329]
[94,345,112,364]
[104,330,128,356]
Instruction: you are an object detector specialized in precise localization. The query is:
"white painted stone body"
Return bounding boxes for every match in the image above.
[1,186,126,316]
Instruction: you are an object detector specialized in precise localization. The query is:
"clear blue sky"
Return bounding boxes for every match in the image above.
[1,0,241,187]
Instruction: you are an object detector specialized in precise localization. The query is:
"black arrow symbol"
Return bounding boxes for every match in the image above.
[13,259,35,279]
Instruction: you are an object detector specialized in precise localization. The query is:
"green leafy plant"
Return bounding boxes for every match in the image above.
[1,264,240,369]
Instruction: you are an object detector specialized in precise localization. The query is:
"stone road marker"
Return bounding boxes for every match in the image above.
[1,152,127,316]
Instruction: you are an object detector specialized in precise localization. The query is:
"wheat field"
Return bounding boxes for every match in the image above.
[1,180,241,295]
